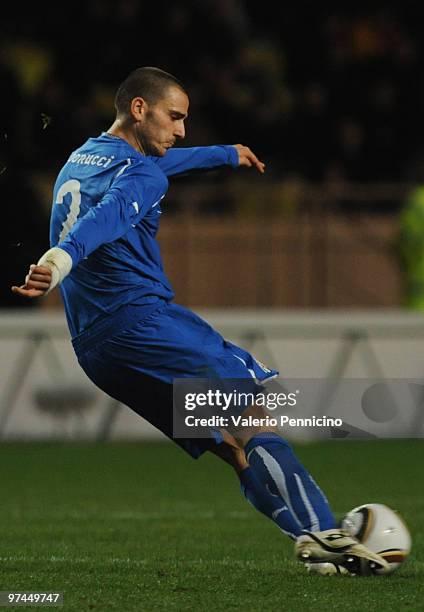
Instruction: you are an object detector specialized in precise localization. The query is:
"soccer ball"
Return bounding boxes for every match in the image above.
[341,503,412,575]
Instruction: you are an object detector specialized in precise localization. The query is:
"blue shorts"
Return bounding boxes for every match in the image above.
[77,302,278,458]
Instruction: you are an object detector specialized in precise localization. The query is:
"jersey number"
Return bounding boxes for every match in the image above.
[56,179,81,242]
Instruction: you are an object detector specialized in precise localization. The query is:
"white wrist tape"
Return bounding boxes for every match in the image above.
[37,247,73,295]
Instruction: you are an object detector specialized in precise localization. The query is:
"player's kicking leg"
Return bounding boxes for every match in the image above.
[209,410,389,575]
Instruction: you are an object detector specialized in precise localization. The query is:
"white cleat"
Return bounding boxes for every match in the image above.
[295,529,390,575]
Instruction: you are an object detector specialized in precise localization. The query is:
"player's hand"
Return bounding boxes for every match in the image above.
[233,144,265,174]
[11,264,53,298]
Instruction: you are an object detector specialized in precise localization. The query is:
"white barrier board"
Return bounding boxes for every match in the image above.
[1,308,424,440]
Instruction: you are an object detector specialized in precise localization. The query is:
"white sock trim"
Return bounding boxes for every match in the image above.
[252,446,302,528]
[37,247,73,295]
[294,472,321,532]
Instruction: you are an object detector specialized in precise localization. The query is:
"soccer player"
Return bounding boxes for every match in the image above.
[12,67,387,575]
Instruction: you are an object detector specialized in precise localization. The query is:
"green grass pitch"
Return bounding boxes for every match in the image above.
[0,440,422,611]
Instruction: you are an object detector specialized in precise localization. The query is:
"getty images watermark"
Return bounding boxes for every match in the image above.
[172,377,424,440]
[183,388,343,430]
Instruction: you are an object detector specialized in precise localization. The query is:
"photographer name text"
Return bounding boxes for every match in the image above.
[184,414,343,428]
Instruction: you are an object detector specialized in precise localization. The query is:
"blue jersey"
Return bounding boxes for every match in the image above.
[50,134,238,341]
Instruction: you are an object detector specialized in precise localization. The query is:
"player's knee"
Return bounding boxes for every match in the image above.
[229,403,280,447]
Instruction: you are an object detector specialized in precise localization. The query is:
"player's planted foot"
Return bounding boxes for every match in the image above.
[305,562,352,576]
[295,528,390,574]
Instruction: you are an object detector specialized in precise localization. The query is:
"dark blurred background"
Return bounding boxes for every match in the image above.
[2,3,424,308]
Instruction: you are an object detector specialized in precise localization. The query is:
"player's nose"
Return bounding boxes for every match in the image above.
[174,121,185,139]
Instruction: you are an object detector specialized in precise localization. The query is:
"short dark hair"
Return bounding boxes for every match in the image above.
[114,67,186,116]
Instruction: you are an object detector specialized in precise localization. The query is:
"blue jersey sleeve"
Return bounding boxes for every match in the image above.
[57,161,167,267]
[151,145,239,176]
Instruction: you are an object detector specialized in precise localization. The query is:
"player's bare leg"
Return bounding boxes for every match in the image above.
[225,403,280,448]
[208,429,248,474]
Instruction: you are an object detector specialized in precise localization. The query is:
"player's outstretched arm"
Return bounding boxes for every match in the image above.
[11,264,53,298]
[152,144,265,176]
[233,144,265,174]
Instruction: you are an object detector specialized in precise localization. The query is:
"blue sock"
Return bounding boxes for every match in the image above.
[245,433,336,532]
[239,466,303,539]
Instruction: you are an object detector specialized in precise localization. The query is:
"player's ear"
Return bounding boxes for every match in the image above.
[130,97,147,121]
